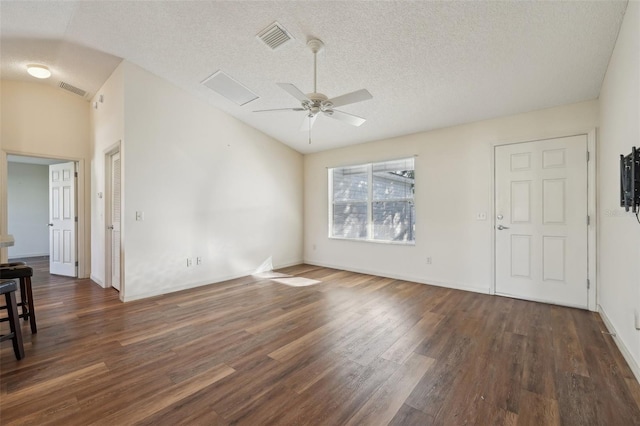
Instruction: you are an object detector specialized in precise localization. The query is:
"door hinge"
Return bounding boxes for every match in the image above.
[75,216,78,222]
[587,151,591,162]
[587,215,590,226]
[75,261,79,267]
[587,279,591,289]
[74,171,78,177]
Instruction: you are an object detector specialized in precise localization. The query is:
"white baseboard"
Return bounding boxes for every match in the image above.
[90,274,105,288]
[598,304,640,383]
[303,259,491,295]
[8,252,49,259]
[122,258,304,302]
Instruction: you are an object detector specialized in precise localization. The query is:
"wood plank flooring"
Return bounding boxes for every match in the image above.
[1,258,640,425]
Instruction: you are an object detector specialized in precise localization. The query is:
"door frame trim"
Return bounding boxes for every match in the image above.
[490,129,597,311]
[105,141,124,301]
[0,149,87,279]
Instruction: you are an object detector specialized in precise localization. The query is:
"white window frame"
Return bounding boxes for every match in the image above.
[328,158,415,245]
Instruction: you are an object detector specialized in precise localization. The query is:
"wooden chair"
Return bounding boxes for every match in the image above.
[0,280,24,360]
[0,265,37,333]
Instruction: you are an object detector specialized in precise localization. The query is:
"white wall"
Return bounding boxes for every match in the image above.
[597,1,640,378]
[0,80,91,275]
[305,101,598,293]
[91,61,304,301]
[90,64,125,286]
[7,162,49,258]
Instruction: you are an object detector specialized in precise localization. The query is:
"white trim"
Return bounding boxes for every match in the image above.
[491,129,597,311]
[587,129,597,311]
[303,259,491,295]
[328,236,416,246]
[104,141,123,299]
[599,304,640,383]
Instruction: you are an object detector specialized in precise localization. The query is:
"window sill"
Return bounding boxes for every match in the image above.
[328,236,416,246]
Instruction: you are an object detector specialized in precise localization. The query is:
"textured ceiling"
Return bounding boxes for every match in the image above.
[0,1,628,154]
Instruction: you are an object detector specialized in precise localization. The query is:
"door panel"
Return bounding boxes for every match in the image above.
[495,135,588,308]
[49,162,76,277]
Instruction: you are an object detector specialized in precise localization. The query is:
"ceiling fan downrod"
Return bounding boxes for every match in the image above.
[307,39,324,94]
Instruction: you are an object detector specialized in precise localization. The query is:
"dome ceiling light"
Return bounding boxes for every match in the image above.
[26,64,51,79]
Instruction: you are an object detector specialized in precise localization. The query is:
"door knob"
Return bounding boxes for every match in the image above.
[107,225,114,230]
[48,223,53,227]
[497,224,510,230]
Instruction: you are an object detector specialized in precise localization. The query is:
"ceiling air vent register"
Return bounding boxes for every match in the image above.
[257,22,294,50]
[202,70,259,106]
[59,81,87,98]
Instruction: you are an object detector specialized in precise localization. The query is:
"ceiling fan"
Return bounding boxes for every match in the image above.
[254,39,373,137]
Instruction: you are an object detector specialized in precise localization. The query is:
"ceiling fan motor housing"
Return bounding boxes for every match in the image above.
[304,93,331,115]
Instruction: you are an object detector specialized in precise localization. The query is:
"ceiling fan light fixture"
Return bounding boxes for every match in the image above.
[27,64,51,79]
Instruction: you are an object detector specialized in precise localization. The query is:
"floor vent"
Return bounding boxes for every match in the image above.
[257,22,294,50]
[59,81,87,98]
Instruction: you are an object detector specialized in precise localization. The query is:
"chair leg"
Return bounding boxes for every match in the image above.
[19,278,27,321]
[5,291,24,360]
[24,276,37,334]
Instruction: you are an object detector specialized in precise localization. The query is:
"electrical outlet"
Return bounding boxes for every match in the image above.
[187,258,192,267]
[426,257,432,265]
[196,257,202,265]
[476,212,487,221]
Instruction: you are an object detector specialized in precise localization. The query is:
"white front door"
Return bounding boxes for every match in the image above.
[49,162,77,277]
[109,152,121,291]
[495,135,588,308]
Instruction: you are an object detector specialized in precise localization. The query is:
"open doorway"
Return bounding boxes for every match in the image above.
[7,155,78,277]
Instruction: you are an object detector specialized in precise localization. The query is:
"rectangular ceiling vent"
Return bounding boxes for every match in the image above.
[59,81,87,98]
[257,21,294,50]
[201,70,259,106]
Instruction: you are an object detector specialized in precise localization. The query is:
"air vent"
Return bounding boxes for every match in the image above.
[202,70,259,106]
[59,81,87,98]
[257,21,294,50]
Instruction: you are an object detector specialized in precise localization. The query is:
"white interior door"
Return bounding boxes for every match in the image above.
[495,135,588,308]
[49,162,77,276]
[109,152,121,291]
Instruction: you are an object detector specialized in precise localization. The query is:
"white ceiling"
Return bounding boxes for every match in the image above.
[0,1,627,154]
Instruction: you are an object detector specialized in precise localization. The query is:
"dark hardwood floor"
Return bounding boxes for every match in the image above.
[1,258,640,425]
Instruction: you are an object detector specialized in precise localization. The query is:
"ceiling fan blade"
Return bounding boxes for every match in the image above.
[324,110,366,127]
[300,114,318,131]
[277,83,310,103]
[327,89,372,108]
[253,107,305,113]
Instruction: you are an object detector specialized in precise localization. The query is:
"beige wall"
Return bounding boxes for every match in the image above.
[91,62,304,301]
[0,80,90,274]
[597,1,640,379]
[305,100,598,294]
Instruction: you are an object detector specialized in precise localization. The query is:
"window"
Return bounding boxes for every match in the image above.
[329,158,415,243]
